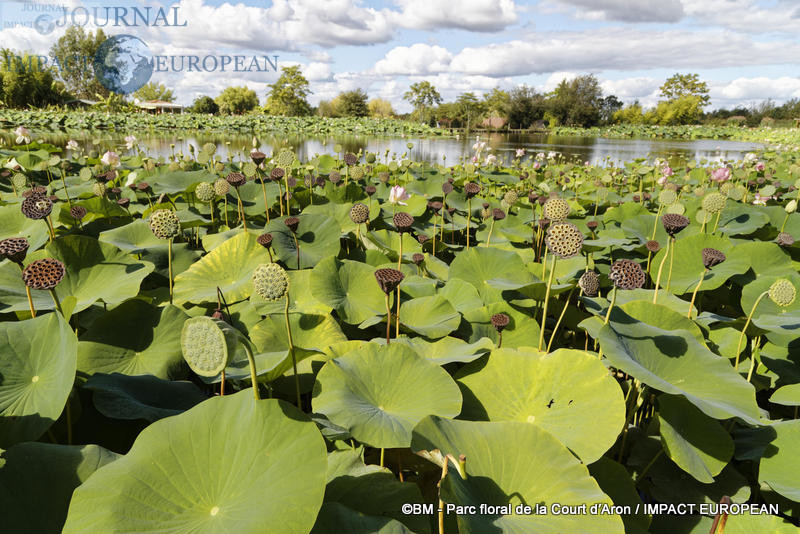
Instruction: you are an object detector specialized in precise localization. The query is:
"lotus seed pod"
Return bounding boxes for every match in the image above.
[481,207,492,220]
[213,178,230,196]
[225,172,246,188]
[252,262,290,301]
[149,209,181,240]
[586,220,598,230]
[412,253,425,266]
[695,209,712,224]
[491,313,510,332]
[701,248,726,269]
[543,198,570,221]
[70,205,87,221]
[284,216,299,234]
[22,258,65,290]
[202,142,216,155]
[350,166,365,180]
[719,181,733,196]
[417,234,429,244]
[776,232,795,247]
[786,199,798,214]
[609,259,646,290]
[661,213,690,236]
[442,182,454,195]
[492,208,506,221]
[464,182,481,199]
[250,150,266,165]
[702,192,726,214]
[92,182,107,197]
[393,212,414,234]
[257,233,273,249]
[11,173,27,190]
[343,153,358,166]
[0,237,29,264]
[181,316,239,377]
[768,279,796,307]
[117,198,130,209]
[365,185,377,196]
[545,221,584,259]
[270,167,285,181]
[21,195,53,220]
[349,203,369,224]
[645,240,660,252]
[665,202,685,215]
[578,271,599,297]
[327,170,341,184]
[503,190,518,206]
[22,186,47,198]
[374,268,405,294]
[658,190,677,206]
[277,149,296,168]
[195,182,215,202]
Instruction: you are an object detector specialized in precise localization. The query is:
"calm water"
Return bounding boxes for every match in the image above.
[7,130,763,166]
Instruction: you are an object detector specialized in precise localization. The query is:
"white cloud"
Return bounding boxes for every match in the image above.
[392,0,519,32]
[374,44,452,75]
[714,76,800,102]
[682,0,800,33]
[549,0,684,23]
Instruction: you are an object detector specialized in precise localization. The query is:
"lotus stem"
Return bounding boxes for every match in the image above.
[25,285,36,318]
[385,293,392,345]
[242,341,260,401]
[485,218,495,247]
[293,233,300,270]
[709,497,732,534]
[397,234,403,270]
[746,336,761,383]
[59,168,72,209]
[466,197,472,249]
[712,211,722,234]
[49,288,63,316]
[652,237,672,303]
[735,290,768,370]
[596,286,618,360]
[780,212,790,233]
[284,173,291,215]
[396,287,401,338]
[547,286,576,353]
[617,378,640,462]
[45,216,55,241]
[220,370,225,396]
[380,447,385,468]
[167,238,174,304]
[235,188,247,230]
[687,269,707,318]
[431,215,437,256]
[437,458,449,534]
[223,196,229,227]
[277,181,284,216]
[285,294,301,408]
[666,237,675,294]
[209,200,215,225]
[635,449,662,485]
[537,254,557,351]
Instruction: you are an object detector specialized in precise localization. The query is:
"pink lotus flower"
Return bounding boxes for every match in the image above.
[516,148,525,158]
[532,161,541,170]
[710,167,731,182]
[485,154,497,165]
[753,193,770,206]
[388,185,410,205]
[101,150,120,168]
[662,166,674,177]
[755,162,766,172]
[657,176,668,186]
[471,155,479,164]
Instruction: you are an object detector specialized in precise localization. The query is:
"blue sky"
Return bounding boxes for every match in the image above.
[1,0,798,110]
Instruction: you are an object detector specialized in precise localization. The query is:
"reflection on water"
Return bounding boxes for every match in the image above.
[2,130,763,166]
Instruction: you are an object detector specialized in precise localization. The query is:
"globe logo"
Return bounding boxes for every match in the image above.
[93,35,154,95]
[34,14,56,35]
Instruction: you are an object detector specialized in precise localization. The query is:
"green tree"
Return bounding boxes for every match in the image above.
[215,86,258,115]
[190,95,218,114]
[613,102,646,124]
[49,26,108,99]
[507,85,545,129]
[546,74,603,127]
[456,92,486,130]
[659,73,710,107]
[0,50,69,108]
[368,98,395,118]
[336,89,369,117]
[599,95,623,125]
[266,65,312,116]
[403,81,442,124]
[482,88,510,119]
[317,99,338,117]
[647,95,704,125]
[133,82,175,103]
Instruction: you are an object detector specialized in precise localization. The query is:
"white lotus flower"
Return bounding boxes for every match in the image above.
[66,140,79,151]
[124,135,137,150]
[14,126,30,145]
[101,150,120,168]
[516,148,525,158]
[388,185,410,205]
[125,171,138,187]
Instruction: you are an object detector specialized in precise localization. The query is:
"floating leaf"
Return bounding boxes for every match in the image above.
[310,256,385,324]
[399,294,461,338]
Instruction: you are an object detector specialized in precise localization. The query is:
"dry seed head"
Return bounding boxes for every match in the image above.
[609,259,646,290]
[225,172,246,188]
[343,153,358,166]
[22,258,65,290]
[349,203,370,224]
[491,313,510,332]
[578,271,599,297]
[393,212,414,233]
[645,240,661,253]
[21,195,52,220]
[270,167,285,181]
[284,216,299,233]
[250,150,266,165]
[464,182,481,199]
[374,268,404,294]
[661,213,690,236]
[70,205,87,221]
[776,232,794,247]
[768,279,796,307]
[412,253,425,266]
[256,233,273,249]
[252,263,290,301]
[492,208,506,221]
[149,209,181,240]
[545,221,584,258]
[701,248,726,269]
[0,237,29,264]
[543,198,570,221]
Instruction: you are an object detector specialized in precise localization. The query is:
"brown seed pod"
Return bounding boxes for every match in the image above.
[417,234,429,244]
[21,186,48,198]
[257,233,273,249]
[393,212,414,233]
[0,237,29,264]
[645,240,660,252]
[136,181,151,192]
[70,205,87,221]
[490,313,510,332]
[545,221,584,258]
[661,213,690,237]
[328,170,341,184]
[609,259,646,290]
[586,220,599,230]
[225,172,246,188]
[21,195,53,220]
[365,185,377,196]
[701,248,726,269]
[464,182,481,199]
[492,208,506,221]
[251,150,266,165]
[412,253,425,266]
[22,258,65,290]
[428,200,443,213]
[442,182,454,195]
[776,232,795,247]
[374,268,404,294]
[284,216,299,233]
[343,153,358,166]
[117,198,130,208]
[270,167,286,181]
[578,271,599,297]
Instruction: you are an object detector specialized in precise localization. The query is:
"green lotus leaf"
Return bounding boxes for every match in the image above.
[0,203,49,253]
[597,303,762,424]
[717,202,770,236]
[63,393,327,534]
[0,235,154,314]
[650,233,748,294]
[759,420,800,502]
[0,443,119,533]
[311,449,429,534]
[77,300,188,379]
[457,348,625,463]
[735,241,794,276]
[620,213,669,245]
[449,247,534,303]
[411,417,624,534]
[770,384,800,406]
[251,268,332,315]
[392,336,494,365]
[657,394,734,483]
[0,313,77,448]
[150,169,218,194]
[99,219,201,274]
[588,458,650,534]
[310,256,386,324]
[399,294,461,338]
[263,214,341,269]
[83,373,206,422]
[463,302,541,349]
[741,272,800,327]
[439,278,483,313]
[313,343,462,448]
[173,231,266,304]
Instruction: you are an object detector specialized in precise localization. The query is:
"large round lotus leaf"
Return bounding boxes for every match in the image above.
[735,241,794,276]
[457,348,625,463]
[310,256,385,324]
[650,233,748,294]
[399,295,461,338]
[392,336,494,365]
[63,393,327,534]
[770,383,800,406]
[311,449,429,534]
[588,458,650,534]
[463,302,541,349]
[0,203,49,253]
[717,202,770,236]
[597,303,762,424]
[0,235,154,314]
[657,394,734,483]
[741,272,800,327]
[449,247,534,303]
[173,231,266,304]
[440,278,483,313]
[99,220,201,275]
[759,420,800,502]
[250,312,346,382]
[0,313,77,448]
[150,170,217,194]
[312,343,462,448]
[251,269,332,315]
[0,443,119,533]
[77,300,188,379]
[411,417,624,534]
[263,214,341,269]
[83,373,207,422]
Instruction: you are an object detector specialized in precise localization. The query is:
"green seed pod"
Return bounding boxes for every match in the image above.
[349,203,369,224]
[11,173,27,190]
[92,181,107,198]
[503,190,518,206]
[149,209,181,240]
[658,189,677,206]
[350,166,365,180]
[252,263,289,301]
[214,178,230,196]
[543,198,570,221]
[181,316,238,377]
[702,192,726,214]
[195,182,215,202]
[768,279,796,307]
[202,142,217,155]
[277,149,296,168]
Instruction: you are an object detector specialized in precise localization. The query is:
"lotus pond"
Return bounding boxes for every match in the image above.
[0,131,799,533]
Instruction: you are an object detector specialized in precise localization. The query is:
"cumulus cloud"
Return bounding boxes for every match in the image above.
[374,44,453,75]
[392,0,519,32]
[550,0,684,23]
